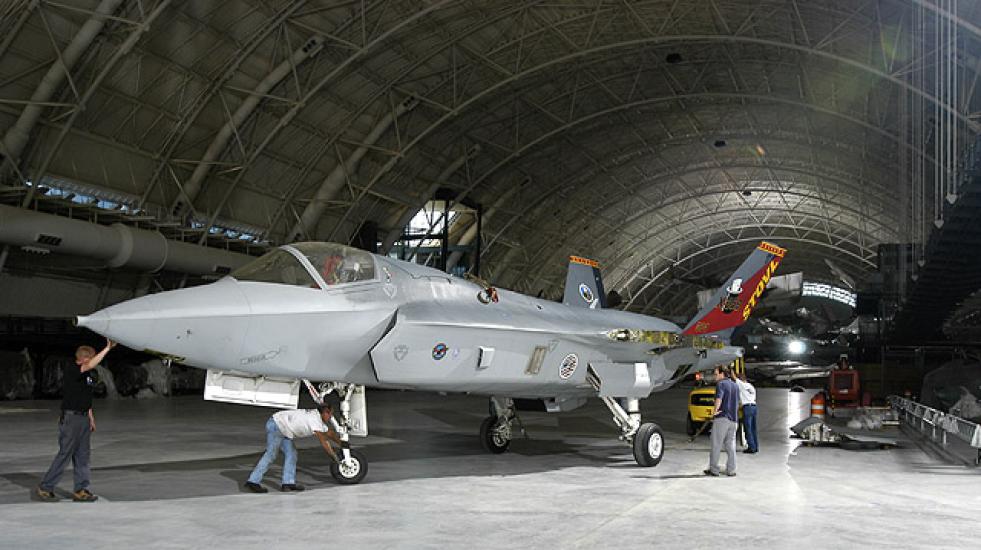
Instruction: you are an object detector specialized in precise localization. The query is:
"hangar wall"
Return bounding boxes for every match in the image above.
[0,271,135,318]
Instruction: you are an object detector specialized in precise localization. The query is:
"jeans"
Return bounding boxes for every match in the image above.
[40,412,91,492]
[742,404,759,452]
[708,416,737,474]
[248,418,298,485]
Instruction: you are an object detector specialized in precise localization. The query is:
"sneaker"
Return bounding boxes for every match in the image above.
[244,482,268,494]
[703,469,719,477]
[743,449,755,454]
[34,486,58,502]
[725,471,737,477]
[280,484,305,492]
[72,489,98,502]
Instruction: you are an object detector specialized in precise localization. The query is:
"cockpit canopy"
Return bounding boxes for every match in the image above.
[291,242,375,285]
[230,242,376,288]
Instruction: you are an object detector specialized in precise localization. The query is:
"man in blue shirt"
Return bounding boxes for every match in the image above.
[705,364,739,477]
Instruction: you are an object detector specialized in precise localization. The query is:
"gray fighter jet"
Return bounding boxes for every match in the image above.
[77,240,785,480]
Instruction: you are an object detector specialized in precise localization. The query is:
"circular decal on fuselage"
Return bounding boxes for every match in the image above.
[559,353,579,380]
[578,283,594,304]
[432,343,448,360]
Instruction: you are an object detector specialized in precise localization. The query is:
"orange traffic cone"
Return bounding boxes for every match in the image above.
[810,392,826,419]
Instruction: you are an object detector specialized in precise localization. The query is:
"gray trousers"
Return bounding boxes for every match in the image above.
[708,417,737,474]
[40,413,91,492]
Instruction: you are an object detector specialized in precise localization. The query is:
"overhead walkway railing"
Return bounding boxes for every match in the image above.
[889,395,981,466]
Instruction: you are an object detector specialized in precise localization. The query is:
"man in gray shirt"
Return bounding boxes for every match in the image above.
[705,365,739,477]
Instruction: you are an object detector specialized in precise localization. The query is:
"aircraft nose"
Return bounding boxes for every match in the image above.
[75,311,108,334]
[75,278,250,369]
[77,293,160,351]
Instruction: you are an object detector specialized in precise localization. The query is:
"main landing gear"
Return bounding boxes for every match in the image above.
[304,380,368,484]
[599,395,664,467]
[480,397,528,453]
[478,393,664,467]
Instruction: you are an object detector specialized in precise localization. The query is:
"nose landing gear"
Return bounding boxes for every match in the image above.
[304,380,369,484]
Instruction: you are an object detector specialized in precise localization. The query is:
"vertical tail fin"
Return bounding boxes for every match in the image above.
[564,256,606,309]
[682,242,787,335]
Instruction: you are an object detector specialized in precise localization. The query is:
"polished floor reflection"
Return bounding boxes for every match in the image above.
[1,387,978,549]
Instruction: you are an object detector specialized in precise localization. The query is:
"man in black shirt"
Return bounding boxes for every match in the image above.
[35,339,115,502]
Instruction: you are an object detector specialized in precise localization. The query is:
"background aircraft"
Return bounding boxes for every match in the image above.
[78,240,785,480]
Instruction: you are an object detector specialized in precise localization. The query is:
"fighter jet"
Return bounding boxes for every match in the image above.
[77,240,785,480]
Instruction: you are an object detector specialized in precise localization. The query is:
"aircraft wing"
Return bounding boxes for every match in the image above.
[368,302,612,392]
[369,300,738,398]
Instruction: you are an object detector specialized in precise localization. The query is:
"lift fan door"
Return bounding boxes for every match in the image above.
[204,369,300,409]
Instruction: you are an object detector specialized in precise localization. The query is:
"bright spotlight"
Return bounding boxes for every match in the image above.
[787,340,806,354]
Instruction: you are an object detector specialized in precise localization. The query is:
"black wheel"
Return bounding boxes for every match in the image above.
[632,422,665,467]
[330,448,368,484]
[686,414,697,436]
[480,415,511,453]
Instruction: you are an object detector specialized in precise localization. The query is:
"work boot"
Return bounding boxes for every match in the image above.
[244,482,268,493]
[281,484,305,492]
[72,489,98,502]
[34,486,58,502]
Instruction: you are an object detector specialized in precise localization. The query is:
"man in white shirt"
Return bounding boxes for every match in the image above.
[245,404,343,493]
[735,374,759,454]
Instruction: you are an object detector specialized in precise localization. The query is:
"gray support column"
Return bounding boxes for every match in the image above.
[288,96,419,242]
[445,176,528,272]
[172,36,325,218]
[379,144,480,254]
[0,0,124,169]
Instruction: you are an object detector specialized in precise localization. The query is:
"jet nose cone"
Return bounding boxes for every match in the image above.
[75,312,109,334]
[75,296,159,351]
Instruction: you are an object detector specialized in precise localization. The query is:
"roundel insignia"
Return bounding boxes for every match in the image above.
[578,283,594,304]
[559,353,579,380]
[432,343,448,360]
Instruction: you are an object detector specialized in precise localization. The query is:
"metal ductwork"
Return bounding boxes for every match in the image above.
[380,144,481,254]
[172,35,326,218]
[0,204,253,275]
[289,95,420,242]
[1,0,124,167]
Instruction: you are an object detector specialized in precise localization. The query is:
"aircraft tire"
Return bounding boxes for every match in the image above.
[330,449,368,484]
[633,422,665,467]
[480,416,510,453]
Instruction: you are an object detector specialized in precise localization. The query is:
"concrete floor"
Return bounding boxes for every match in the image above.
[1,387,978,549]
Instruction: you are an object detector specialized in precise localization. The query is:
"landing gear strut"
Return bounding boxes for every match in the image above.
[304,380,368,484]
[587,369,665,467]
[480,397,526,453]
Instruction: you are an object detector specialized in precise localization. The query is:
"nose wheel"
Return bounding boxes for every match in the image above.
[330,448,368,484]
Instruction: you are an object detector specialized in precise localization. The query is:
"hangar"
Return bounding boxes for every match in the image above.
[1,1,980,548]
